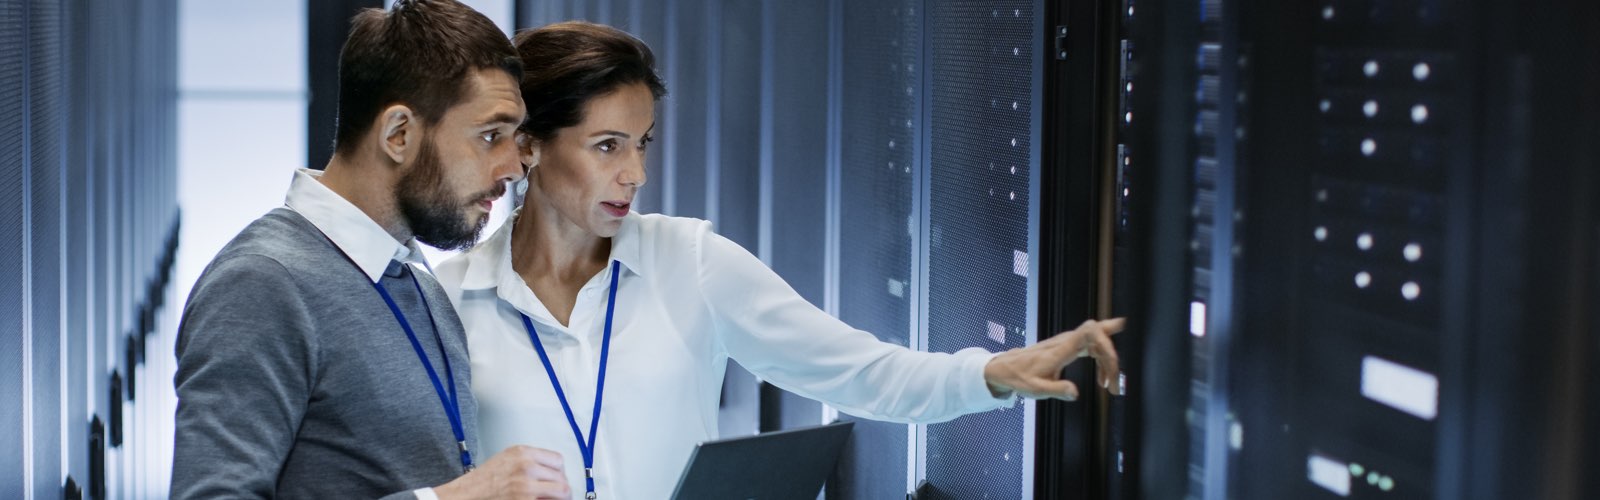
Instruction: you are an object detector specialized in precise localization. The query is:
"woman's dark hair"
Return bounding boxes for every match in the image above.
[512,21,668,142]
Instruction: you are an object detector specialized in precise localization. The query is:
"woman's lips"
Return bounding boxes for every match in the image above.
[601,201,629,217]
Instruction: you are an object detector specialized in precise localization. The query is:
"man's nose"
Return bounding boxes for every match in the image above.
[494,142,525,184]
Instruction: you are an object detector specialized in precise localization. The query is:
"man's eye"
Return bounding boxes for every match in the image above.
[481,131,499,143]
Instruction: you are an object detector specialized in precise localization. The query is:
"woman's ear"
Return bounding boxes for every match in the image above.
[516,131,541,169]
[378,105,416,165]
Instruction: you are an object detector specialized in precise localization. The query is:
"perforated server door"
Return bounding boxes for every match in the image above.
[1,0,28,493]
[831,1,920,498]
[922,0,1041,498]
[30,0,66,493]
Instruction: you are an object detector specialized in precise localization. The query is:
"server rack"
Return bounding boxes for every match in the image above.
[2,2,31,490]
[1037,0,1136,499]
[832,1,923,495]
[1126,0,1600,498]
[919,0,1043,496]
[0,0,181,497]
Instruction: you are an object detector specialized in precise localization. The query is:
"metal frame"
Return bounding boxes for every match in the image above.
[910,0,932,489]
[1034,0,1125,497]
[1021,0,1046,492]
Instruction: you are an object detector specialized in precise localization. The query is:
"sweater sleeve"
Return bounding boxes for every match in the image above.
[170,254,317,499]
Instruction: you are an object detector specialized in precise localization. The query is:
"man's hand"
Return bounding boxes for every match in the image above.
[433,445,571,500]
[983,318,1125,401]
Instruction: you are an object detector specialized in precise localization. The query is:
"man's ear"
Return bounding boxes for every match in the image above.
[516,131,541,169]
[378,105,416,165]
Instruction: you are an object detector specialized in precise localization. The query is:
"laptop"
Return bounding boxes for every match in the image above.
[669,421,855,500]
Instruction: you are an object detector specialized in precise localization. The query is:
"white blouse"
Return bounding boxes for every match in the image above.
[434,211,1013,499]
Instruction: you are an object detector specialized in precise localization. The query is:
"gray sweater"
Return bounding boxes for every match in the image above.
[171,208,478,499]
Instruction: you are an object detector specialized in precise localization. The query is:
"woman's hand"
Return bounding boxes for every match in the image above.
[982,318,1125,401]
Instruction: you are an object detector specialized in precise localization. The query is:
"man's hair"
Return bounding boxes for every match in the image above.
[512,21,667,142]
[333,0,523,156]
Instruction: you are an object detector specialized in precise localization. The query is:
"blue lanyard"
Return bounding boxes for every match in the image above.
[519,260,620,500]
[372,268,474,472]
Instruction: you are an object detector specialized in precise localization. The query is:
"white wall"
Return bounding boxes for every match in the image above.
[175,0,308,318]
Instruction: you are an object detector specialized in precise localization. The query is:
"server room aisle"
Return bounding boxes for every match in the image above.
[2,0,179,498]
[2,0,1595,499]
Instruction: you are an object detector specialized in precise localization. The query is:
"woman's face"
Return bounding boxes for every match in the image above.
[528,82,655,238]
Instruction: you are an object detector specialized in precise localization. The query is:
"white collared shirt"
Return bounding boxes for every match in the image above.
[435,210,1014,499]
[283,168,430,280]
[283,168,444,500]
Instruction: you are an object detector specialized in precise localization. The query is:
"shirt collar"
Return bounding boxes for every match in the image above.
[610,211,646,279]
[456,208,646,291]
[283,168,428,283]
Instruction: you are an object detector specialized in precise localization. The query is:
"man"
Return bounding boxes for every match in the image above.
[171,1,568,498]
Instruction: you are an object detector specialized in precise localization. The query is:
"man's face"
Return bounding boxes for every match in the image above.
[396,68,526,250]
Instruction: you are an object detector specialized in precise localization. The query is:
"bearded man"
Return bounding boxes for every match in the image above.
[171,1,569,498]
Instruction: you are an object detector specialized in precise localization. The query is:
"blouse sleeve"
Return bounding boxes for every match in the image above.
[693,222,1014,424]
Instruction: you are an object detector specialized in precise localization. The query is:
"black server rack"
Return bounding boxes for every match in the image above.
[1126,0,1600,499]
[1035,0,1138,498]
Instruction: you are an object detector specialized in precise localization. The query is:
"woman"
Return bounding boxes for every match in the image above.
[435,21,1124,499]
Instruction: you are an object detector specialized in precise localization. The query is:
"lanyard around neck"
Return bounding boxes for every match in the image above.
[519,260,621,500]
[311,221,475,473]
[372,269,474,471]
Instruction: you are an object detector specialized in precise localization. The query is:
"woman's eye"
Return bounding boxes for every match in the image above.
[597,140,618,153]
[639,135,655,151]
[481,131,499,143]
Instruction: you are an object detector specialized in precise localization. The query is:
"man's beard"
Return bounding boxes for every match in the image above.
[395,136,504,251]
